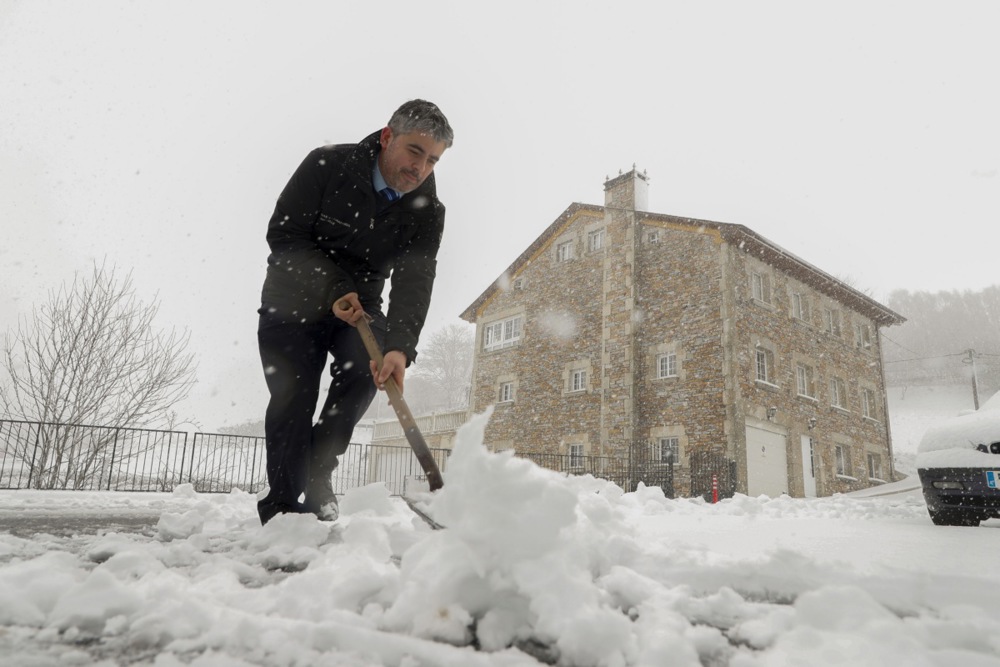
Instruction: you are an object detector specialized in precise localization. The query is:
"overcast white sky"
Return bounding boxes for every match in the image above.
[1,0,997,430]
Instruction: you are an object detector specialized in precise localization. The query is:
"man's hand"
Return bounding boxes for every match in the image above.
[333,292,365,325]
[372,350,407,393]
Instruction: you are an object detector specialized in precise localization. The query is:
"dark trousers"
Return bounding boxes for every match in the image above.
[256,310,386,522]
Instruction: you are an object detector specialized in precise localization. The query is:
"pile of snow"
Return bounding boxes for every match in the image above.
[2,409,1000,666]
[917,390,1000,468]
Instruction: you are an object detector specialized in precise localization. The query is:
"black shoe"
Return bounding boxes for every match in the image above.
[304,466,339,521]
[258,498,305,525]
[313,495,339,522]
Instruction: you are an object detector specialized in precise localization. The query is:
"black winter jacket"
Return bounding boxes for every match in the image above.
[260,131,445,363]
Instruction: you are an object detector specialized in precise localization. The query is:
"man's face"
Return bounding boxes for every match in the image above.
[378,127,447,194]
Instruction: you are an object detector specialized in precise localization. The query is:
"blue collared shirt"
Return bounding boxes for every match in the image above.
[373,161,402,200]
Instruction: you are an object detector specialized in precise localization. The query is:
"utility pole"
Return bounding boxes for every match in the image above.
[963,349,981,410]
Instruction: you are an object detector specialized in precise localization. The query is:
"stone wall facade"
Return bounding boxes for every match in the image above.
[470,206,607,461]
[725,244,893,496]
[464,170,900,497]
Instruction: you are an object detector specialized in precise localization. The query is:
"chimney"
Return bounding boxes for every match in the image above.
[603,165,649,212]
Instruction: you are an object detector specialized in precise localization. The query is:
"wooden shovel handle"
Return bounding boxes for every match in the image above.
[351,313,444,491]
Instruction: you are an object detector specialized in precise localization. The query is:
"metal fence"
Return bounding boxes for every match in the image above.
[517,451,676,496]
[187,432,266,493]
[0,418,735,500]
[517,448,738,500]
[0,420,192,492]
[0,419,450,496]
[689,450,738,500]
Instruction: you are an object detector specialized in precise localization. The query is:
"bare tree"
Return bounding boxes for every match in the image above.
[0,263,198,488]
[409,323,475,411]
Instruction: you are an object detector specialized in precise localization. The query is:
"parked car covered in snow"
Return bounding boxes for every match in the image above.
[917,391,1000,526]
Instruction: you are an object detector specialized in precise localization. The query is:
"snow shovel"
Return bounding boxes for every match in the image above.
[347,310,445,528]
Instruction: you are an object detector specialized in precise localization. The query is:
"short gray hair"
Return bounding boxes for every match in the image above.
[388,99,454,148]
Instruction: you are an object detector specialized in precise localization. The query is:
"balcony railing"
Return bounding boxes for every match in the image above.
[372,408,470,441]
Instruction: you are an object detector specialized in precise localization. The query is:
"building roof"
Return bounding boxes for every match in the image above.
[460,203,906,328]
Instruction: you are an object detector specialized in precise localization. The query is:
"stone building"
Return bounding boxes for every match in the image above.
[459,169,905,498]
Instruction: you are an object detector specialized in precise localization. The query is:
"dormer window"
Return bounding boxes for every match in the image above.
[587,229,605,252]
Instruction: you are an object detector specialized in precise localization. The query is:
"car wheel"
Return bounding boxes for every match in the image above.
[928,508,981,527]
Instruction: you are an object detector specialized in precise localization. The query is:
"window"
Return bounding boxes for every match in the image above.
[498,382,514,403]
[556,240,575,262]
[855,322,872,350]
[830,377,847,409]
[564,360,592,395]
[751,271,771,304]
[568,444,584,469]
[796,364,815,398]
[836,445,851,476]
[755,348,774,384]
[653,437,679,464]
[823,308,842,337]
[867,453,884,481]
[751,272,764,301]
[862,388,877,420]
[792,293,811,322]
[647,230,660,243]
[587,229,605,252]
[657,352,677,379]
[484,315,523,351]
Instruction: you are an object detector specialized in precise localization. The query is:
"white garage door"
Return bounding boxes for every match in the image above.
[745,426,789,498]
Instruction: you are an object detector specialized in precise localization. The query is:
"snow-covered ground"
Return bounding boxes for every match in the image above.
[1,389,998,666]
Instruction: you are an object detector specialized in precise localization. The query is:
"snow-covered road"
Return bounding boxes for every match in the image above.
[1,411,998,666]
